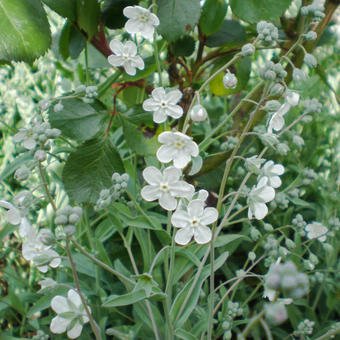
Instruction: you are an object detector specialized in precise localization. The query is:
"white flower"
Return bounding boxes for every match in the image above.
[156,131,199,169]
[171,199,218,245]
[142,87,183,123]
[13,128,36,150]
[38,278,58,291]
[305,222,328,242]
[22,229,61,273]
[190,104,208,122]
[108,39,144,76]
[50,289,90,339]
[247,177,275,220]
[267,90,300,133]
[259,161,285,188]
[141,166,194,211]
[123,5,160,39]
[0,200,31,237]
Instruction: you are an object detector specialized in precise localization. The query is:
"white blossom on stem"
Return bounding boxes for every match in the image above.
[157,131,199,169]
[259,161,285,188]
[143,87,183,123]
[247,177,275,220]
[305,222,328,242]
[171,199,218,245]
[141,166,194,211]
[50,289,90,339]
[123,6,159,39]
[108,39,144,76]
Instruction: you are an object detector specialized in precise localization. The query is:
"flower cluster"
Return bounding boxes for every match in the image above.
[305,222,328,242]
[294,319,315,336]
[301,0,325,20]
[55,205,83,228]
[256,21,279,44]
[259,61,287,82]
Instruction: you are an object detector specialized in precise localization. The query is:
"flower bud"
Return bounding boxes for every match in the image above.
[269,84,285,97]
[69,213,80,224]
[34,150,47,161]
[293,68,307,82]
[55,215,68,225]
[281,275,297,290]
[276,143,290,155]
[265,303,288,325]
[39,99,50,111]
[304,53,317,68]
[53,101,64,112]
[38,229,55,246]
[45,128,61,139]
[72,206,83,217]
[14,166,30,181]
[264,70,276,81]
[64,225,76,236]
[245,156,265,174]
[121,173,129,181]
[241,43,255,56]
[305,31,317,41]
[259,133,279,148]
[223,71,238,89]
[264,100,281,112]
[190,104,208,122]
[248,251,256,261]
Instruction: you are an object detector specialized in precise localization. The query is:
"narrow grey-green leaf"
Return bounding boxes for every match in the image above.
[103,290,147,307]
[49,98,107,141]
[0,0,51,63]
[230,0,292,24]
[157,0,201,42]
[62,138,124,203]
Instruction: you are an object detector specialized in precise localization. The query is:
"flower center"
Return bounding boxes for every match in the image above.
[160,101,167,108]
[191,219,199,227]
[139,14,148,22]
[160,183,169,192]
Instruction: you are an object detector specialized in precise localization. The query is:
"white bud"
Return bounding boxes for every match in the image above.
[34,150,47,161]
[241,43,255,56]
[223,71,237,89]
[190,104,208,122]
[53,101,64,112]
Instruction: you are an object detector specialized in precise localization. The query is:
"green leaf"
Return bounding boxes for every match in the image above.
[101,0,138,29]
[62,137,124,203]
[103,290,147,307]
[172,36,196,57]
[157,0,201,42]
[175,329,197,340]
[0,0,51,63]
[120,115,159,156]
[200,0,227,36]
[49,98,107,141]
[77,0,100,39]
[171,251,229,327]
[209,57,251,96]
[230,0,292,24]
[206,20,246,48]
[0,153,33,181]
[214,234,250,248]
[42,0,77,20]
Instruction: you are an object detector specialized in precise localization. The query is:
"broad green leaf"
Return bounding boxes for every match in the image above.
[157,0,201,42]
[77,0,100,39]
[120,115,159,156]
[49,98,107,141]
[172,36,196,57]
[0,0,51,63]
[206,20,246,48]
[200,0,227,36]
[214,234,250,248]
[42,0,77,20]
[171,251,229,327]
[101,0,138,29]
[209,57,251,96]
[62,138,124,203]
[230,0,292,24]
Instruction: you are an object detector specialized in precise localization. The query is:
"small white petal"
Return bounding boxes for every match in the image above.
[68,289,82,308]
[50,316,70,334]
[0,200,14,210]
[175,227,193,245]
[19,218,32,237]
[7,208,21,225]
[194,225,212,244]
[166,89,182,104]
[151,87,166,101]
[258,185,275,202]
[142,166,162,185]
[158,131,174,144]
[51,296,69,314]
[124,62,136,76]
[171,210,190,228]
[13,131,26,142]
[201,207,218,225]
[123,6,139,19]
[141,185,160,202]
[159,192,177,211]
[166,105,183,119]
[67,321,83,339]
[125,19,139,35]
[132,56,145,70]
[143,98,160,112]
[163,166,181,182]
[273,164,285,175]
[269,176,282,188]
[187,199,204,217]
[124,41,137,56]
[170,181,195,198]
[153,110,167,123]
[107,55,124,67]
[254,202,268,220]
[23,138,36,150]
[157,145,174,164]
[109,39,123,55]
[173,153,191,169]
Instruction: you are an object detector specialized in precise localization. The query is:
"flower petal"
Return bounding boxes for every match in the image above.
[132,56,144,70]
[158,131,174,144]
[123,6,139,19]
[159,192,177,211]
[187,199,204,217]
[156,145,174,164]
[142,166,162,185]
[201,207,218,225]
[50,316,70,334]
[7,207,21,225]
[67,321,83,339]
[125,19,139,34]
[0,200,14,210]
[273,164,285,175]
[123,62,136,76]
[143,98,160,112]
[258,185,275,202]
[68,289,82,308]
[175,227,193,245]
[171,210,190,228]
[141,185,160,202]
[194,225,212,244]
[166,105,183,119]
[23,138,36,150]
[109,39,123,55]
[124,41,137,56]
[163,166,181,182]
[166,89,182,104]
[170,181,195,198]
[151,87,166,102]
[269,176,282,188]
[107,55,124,67]
[254,202,268,220]
[19,217,33,238]
[51,296,70,314]
[153,110,167,123]
[172,152,191,169]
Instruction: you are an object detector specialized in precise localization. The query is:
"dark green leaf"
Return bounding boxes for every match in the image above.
[230,0,292,24]
[62,138,124,203]
[101,0,138,29]
[200,0,227,36]
[120,115,159,156]
[77,0,100,39]
[157,0,201,42]
[42,0,77,20]
[103,290,147,307]
[172,36,196,57]
[0,0,51,63]
[175,329,197,340]
[49,98,107,141]
[206,20,246,48]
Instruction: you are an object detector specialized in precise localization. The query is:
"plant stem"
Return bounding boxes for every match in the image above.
[259,318,273,340]
[237,310,265,340]
[314,327,340,340]
[38,162,57,213]
[65,239,102,340]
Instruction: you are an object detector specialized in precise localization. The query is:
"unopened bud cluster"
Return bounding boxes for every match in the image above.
[95,172,129,210]
[303,98,322,114]
[32,330,49,340]
[256,21,279,44]
[301,0,325,21]
[265,261,309,299]
[294,319,315,336]
[54,205,83,235]
[259,61,287,82]
[221,136,239,151]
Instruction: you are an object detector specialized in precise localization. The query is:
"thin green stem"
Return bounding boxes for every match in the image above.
[259,318,273,340]
[38,162,57,213]
[237,310,265,340]
[66,239,102,340]
[313,327,340,340]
